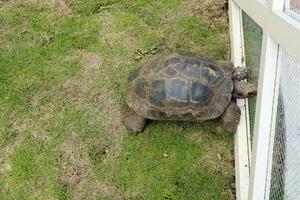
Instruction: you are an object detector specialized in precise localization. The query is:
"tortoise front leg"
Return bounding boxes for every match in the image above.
[125,112,147,133]
[221,102,241,133]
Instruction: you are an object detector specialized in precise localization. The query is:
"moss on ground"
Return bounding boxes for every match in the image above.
[0,0,233,199]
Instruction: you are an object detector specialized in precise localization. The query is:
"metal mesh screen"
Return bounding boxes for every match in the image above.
[269,48,300,200]
[242,11,263,141]
[269,89,286,200]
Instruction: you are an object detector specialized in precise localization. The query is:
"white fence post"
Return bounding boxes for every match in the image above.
[230,0,300,199]
[229,1,251,200]
[248,34,279,200]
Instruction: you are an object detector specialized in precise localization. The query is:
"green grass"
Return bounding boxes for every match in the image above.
[0,0,233,199]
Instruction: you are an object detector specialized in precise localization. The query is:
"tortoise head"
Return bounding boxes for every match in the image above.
[232,80,257,99]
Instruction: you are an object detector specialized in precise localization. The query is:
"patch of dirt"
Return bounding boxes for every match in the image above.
[184,0,228,25]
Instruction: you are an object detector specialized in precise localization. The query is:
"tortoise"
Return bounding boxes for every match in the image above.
[126,51,257,133]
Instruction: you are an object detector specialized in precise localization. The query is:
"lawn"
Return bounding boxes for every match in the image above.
[0,0,234,199]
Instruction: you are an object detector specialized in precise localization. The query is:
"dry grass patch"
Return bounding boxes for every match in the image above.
[58,132,123,199]
[59,51,104,105]
[0,118,32,177]
[185,0,228,25]
[96,88,123,126]
[1,118,32,155]
[99,11,141,50]
[80,52,102,70]
[5,0,72,16]
[59,139,92,186]
[74,179,123,200]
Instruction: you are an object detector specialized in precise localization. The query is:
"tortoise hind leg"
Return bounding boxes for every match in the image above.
[126,112,147,133]
[221,102,241,133]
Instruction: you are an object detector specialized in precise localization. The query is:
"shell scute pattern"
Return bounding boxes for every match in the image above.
[161,57,183,77]
[183,60,201,79]
[149,79,166,107]
[135,78,148,98]
[199,66,224,85]
[217,95,232,107]
[190,81,213,106]
[219,79,233,94]
[126,52,234,121]
[167,78,189,107]
[164,66,177,76]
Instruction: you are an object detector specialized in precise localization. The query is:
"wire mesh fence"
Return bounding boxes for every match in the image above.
[269,48,300,200]
[269,89,286,200]
[242,11,263,142]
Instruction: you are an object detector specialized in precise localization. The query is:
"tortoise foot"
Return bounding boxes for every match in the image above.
[221,102,241,133]
[126,113,146,133]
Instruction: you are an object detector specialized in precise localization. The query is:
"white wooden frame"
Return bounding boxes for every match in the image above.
[229,0,300,199]
[232,0,300,63]
[284,0,300,22]
[229,2,251,200]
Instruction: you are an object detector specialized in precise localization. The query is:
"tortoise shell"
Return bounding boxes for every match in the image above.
[126,51,234,121]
